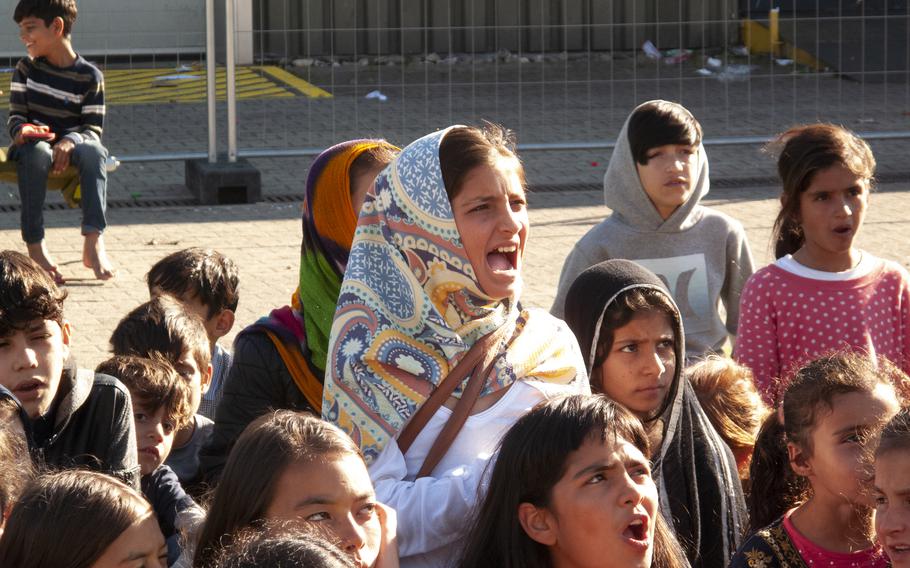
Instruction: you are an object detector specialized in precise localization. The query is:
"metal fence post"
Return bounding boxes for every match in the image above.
[205,0,216,163]
[225,0,238,163]
[185,0,259,204]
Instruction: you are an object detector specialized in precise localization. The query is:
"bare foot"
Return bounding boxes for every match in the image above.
[26,241,65,285]
[82,232,116,280]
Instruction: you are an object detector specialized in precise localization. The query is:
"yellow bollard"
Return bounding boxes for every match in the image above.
[769,7,781,58]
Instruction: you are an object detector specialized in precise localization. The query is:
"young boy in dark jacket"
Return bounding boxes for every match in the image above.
[96,354,203,564]
[0,250,137,487]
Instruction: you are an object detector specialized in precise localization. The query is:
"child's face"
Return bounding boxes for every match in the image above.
[450,158,529,301]
[791,385,898,508]
[595,311,675,419]
[875,449,910,567]
[17,16,62,59]
[91,511,167,568]
[265,452,382,568]
[134,403,178,476]
[0,319,70,419]
[522,436,658,568]
[796,163,869,259]
[174,348,211,413]
[635,144,699,220]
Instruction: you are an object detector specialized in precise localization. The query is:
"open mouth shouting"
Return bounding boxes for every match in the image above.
[487,243,519,273]
[622,512,652,551]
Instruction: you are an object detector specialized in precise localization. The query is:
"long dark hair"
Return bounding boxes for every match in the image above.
[748,352,905,532]
[458,395,689,568]
[770,123,875,259]
[192,411,363,567]
[0,470,152,568]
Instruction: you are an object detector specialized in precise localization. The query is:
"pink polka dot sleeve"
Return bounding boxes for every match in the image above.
[733,272,780,403]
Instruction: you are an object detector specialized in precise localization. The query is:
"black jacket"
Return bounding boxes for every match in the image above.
[199,332,315,483]
[32,366,140,489]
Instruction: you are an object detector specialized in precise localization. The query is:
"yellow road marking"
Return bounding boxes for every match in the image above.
[0,65,331,107]
[257,65,332,98]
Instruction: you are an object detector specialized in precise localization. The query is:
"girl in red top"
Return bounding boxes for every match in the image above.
[734,124,910,404]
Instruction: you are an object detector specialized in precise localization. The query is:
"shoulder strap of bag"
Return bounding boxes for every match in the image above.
[396,328,506,477]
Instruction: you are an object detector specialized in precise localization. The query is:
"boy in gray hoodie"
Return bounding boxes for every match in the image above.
[551,100,754,358]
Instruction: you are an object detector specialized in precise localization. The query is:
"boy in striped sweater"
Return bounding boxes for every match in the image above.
[9,0,114,284]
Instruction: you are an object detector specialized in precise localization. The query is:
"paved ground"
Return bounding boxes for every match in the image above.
[2,181,908,370]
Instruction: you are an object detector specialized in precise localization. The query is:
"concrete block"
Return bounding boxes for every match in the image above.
[185,157,261,205]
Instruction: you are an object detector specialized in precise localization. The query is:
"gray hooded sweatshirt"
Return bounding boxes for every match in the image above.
[551,100,755,358]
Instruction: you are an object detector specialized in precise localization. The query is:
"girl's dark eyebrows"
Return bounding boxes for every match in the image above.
[296,495,336,507]
[625,455,650,469]
[832,424,863,437]
[463,195,495,205]
[572,460,615,480]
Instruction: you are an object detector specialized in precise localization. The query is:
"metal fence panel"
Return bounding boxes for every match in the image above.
[0,0,908,207]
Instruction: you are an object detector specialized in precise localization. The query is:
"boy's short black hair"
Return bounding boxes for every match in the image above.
[14,0,78,36]
[95,355,193,430]
[146,248,240,319]
[0,250,67,337]
[109,295,211,375]
[627,101,703,165]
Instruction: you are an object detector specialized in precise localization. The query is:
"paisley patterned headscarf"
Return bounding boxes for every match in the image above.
[240,140,398,412]
[322,127,588,463]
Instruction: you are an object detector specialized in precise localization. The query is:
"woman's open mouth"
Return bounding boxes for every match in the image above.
[486,244,519,273]
[621,514,651,550]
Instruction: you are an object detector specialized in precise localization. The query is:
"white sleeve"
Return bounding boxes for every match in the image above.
[369,440,494,558]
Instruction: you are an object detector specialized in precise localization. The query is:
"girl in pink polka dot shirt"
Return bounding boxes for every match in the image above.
[734,124,910,404]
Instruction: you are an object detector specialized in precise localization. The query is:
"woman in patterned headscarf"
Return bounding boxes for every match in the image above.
[199,140,399,482]
[323,124,589,567]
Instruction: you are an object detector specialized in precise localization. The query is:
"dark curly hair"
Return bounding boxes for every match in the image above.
[0,250,67,338]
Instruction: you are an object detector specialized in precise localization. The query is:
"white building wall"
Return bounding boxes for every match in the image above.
[0,0,208,59]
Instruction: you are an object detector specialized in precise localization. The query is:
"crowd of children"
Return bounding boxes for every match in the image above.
[3,1,910,568]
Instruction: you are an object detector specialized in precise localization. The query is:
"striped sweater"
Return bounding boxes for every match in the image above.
[7,55,105,145]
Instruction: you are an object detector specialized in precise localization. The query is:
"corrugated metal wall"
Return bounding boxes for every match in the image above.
[253,0,738,61]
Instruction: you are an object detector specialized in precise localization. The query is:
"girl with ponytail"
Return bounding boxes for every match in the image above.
[733,124,910,404]
[730,351,905,567]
